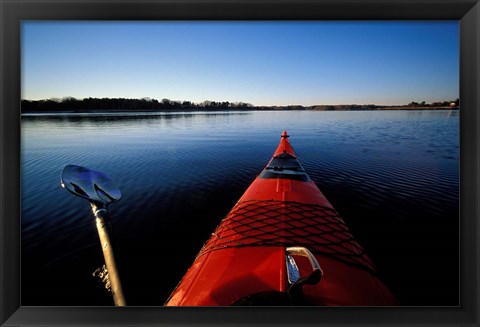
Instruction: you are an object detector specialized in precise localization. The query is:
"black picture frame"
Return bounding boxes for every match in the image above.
[1,0,479,326]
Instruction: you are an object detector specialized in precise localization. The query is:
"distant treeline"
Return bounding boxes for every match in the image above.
[21,97,460,112]
[21,97,254,112]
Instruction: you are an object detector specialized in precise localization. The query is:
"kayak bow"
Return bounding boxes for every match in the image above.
[166,131,397,306]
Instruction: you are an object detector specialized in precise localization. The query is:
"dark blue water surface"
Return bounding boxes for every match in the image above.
[21,110,459,306]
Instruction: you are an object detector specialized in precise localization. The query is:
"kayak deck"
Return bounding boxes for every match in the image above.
[197,199,376,273]
[165,131,397,306]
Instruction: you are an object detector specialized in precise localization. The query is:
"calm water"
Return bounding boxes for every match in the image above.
[21,110,459,306]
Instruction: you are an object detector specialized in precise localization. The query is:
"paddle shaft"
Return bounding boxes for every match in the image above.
[92,205,127,306]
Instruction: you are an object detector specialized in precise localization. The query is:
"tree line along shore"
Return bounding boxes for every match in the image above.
[21,97,460,113]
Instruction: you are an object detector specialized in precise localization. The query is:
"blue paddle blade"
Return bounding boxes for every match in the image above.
[61,165,121,206]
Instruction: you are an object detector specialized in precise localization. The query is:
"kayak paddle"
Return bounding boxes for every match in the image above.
[61,164,126,306]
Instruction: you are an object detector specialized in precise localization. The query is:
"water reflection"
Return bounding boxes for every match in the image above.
[22,110,251,123]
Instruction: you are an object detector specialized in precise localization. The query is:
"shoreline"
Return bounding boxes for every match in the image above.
[21,106,459,114]
[21,98,459,113]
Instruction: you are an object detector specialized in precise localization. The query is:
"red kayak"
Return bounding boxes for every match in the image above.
[166,131,397,306]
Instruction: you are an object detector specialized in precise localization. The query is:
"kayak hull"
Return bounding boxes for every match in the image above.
[166,131,397,306]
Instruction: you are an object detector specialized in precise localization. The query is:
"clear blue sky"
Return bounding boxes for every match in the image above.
[21,21,459,106]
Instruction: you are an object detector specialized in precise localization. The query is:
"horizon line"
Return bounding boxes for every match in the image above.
[21,96,460,108]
